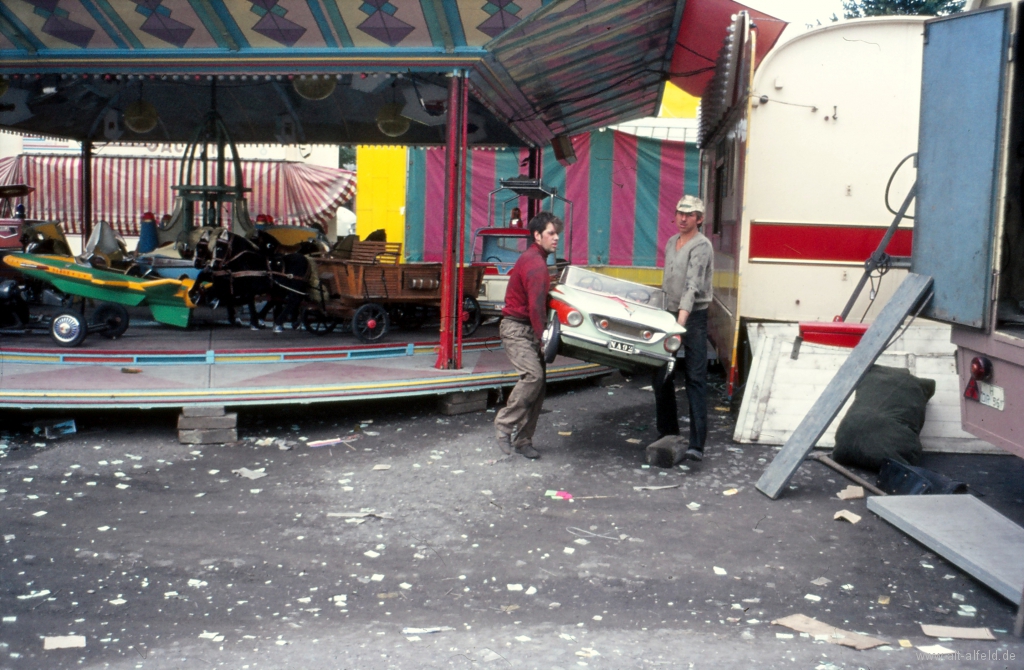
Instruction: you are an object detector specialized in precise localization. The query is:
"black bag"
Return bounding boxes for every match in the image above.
[832,365,936,471]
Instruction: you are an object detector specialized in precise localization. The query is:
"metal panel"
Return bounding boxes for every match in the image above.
[868,495,1024,603]
[912,7,1009,328]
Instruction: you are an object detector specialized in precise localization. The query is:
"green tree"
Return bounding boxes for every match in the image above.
[842,0,965,18]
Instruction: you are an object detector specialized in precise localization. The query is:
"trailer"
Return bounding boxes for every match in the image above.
[698,15,927,395]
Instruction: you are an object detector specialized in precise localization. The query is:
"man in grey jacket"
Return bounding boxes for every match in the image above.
[655,195,713,461]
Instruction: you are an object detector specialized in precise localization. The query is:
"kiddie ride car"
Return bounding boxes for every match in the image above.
[473,177,573,317]
[0,276,131,347]
[542,266,684,375]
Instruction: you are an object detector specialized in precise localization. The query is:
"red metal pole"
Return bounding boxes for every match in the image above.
[454,71,469,369]
[436,72,462,370]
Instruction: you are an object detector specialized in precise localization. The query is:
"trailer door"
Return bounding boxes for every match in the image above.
[911,6,1010,329]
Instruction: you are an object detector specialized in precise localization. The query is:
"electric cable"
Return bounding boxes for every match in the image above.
[884,152,917,220]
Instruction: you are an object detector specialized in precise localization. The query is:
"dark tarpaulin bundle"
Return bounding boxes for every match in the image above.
[832,365,937,471]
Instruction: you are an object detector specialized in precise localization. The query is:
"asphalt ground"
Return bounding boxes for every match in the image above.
[1,370,1022,669]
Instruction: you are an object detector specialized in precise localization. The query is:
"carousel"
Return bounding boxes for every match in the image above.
[0,0,755,408]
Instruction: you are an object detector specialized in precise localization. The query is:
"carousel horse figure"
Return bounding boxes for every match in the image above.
[266,238,315,333]
[192,229,275,329]
[192,229,312,331]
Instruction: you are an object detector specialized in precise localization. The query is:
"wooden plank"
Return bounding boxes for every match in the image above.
[755,273,934,499]
[867,495,1024,603]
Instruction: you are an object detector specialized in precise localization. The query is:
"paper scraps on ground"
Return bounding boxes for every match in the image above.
[633,484,680,491]
[326,511,394,520]
[837,485,865,500]
[372,464,391,471]
[713,567,727,575]
[723,488,739,496]
[918,644,955,655]
[17,590,50,600]
[558,431,573,436]
[545,490,573,501]
[811,577,832,586]
[834,510,861,524]
[686,502,701,510]
[401,627,454,635]
[920,625,995,640]
[878,596,890,605]
[307,438,348,448]
[43,635,86,650]
[626,438,642,444]
[772,614,886,650]
[254,438,276,447]
[232,467,266,480]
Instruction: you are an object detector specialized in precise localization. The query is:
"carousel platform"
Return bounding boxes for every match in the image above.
[0,317,607,409]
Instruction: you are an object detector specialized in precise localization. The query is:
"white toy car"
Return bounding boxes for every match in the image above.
[543,266,684,374]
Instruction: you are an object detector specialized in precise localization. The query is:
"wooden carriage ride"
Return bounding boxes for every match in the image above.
[301,240,484,343]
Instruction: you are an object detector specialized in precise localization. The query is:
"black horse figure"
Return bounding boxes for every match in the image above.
[266,239,315,333]
[192,229,275,329]
[191,229,311,331]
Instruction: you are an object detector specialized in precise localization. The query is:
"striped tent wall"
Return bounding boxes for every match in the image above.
[0,155,356,236]
[405,131,699,267]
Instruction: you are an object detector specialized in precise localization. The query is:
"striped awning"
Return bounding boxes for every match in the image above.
[0,154,356,236]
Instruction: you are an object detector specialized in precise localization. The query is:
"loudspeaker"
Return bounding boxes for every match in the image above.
[551,134,576,166]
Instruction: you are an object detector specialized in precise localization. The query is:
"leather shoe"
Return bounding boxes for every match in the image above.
[685,447,703,462]
[496,432,513,455]
[516,442,540,459]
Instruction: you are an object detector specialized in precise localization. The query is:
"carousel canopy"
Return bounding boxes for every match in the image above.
[0,0,691,147]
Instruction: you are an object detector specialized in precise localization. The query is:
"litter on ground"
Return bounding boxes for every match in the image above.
[834,510,861,524]
[772,613,886,650]
[232,467,267,480]
[43,635,86,650]
[836,485,865,500]
[401,626,454,635]
[920,624,995,640]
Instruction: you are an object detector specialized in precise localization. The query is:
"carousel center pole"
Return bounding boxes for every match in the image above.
[436,70,467,370]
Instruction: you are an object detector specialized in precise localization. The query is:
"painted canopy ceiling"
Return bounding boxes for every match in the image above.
[0,0,691,146]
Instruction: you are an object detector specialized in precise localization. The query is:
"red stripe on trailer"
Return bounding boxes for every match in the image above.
[749,223,914,263]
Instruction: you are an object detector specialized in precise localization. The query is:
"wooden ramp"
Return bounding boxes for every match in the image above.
[867,495,1024,603]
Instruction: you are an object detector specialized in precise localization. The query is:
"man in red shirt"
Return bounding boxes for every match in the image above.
[495,212,562,459]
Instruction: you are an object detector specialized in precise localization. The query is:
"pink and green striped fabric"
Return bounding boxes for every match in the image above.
[405,131,698,268]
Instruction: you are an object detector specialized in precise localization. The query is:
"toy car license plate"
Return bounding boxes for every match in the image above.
[977,381,1005,411]
[608,341,634,354]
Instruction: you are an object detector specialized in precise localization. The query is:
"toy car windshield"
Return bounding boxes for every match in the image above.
[558,266,666,310]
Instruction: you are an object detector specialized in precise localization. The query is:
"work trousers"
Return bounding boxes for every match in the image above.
[653,308,708,451]
[495,319,546,446]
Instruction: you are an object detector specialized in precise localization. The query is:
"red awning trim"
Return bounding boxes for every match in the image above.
[0,154,356,236]
[669,0,786,98]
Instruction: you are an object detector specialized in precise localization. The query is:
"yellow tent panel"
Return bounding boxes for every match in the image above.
[355,146,407,251]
